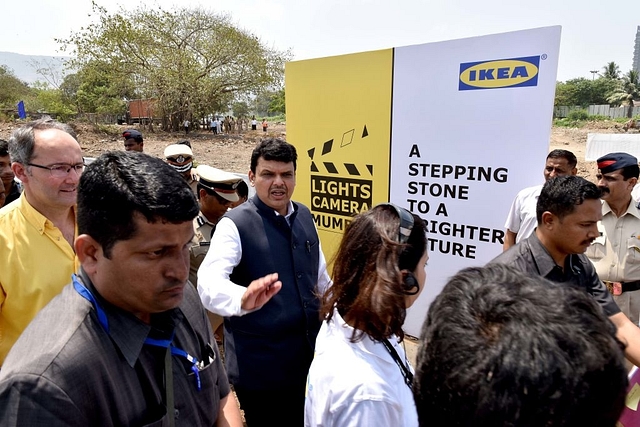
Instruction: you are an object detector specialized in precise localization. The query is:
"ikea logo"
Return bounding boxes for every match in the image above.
[459,56,540,90]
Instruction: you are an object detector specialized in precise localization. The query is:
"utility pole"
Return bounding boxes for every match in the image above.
[590,70,599,80]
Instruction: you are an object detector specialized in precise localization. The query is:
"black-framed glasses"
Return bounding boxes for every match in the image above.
[27,162,85,178]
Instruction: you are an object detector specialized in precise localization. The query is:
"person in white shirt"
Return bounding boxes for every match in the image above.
[305,203,428,427]
[503,149,577,251]
[198,138,331,427]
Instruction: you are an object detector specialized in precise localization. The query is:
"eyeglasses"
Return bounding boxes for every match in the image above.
[27,162,85,178]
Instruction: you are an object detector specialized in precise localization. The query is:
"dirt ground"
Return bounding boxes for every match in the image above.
[0,119,634,181]
[0,121,287,175]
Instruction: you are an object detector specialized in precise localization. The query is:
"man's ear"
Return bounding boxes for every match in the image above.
[570,167,578,176]
[11,162,28,183]
[75,234,102,274]
[248,169,255,186]
[627,176,638,189]
[540,211,556,229]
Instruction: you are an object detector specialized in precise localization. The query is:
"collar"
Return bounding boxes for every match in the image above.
[327,308,403,366]
[16,192,77,236]
[196,211,217,228]
[251,194,297,222]
[602,198,640,221]
[76,269,183,368]
[525,232,579,278]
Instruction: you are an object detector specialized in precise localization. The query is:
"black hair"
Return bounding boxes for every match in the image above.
[250,138,297,172]
[413,264,627,427]
[0,139,8,157]
[536,176,601,224]
[547,149,577,169]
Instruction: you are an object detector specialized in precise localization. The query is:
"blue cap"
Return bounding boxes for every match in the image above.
[122,129,143,142]
[597,152,638,174]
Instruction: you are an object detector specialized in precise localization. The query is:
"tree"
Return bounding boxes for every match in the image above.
[602,62,621,80]
[30,82,76,121]
[232,100,249,118]
[268,88,285,115]
[607,70,640,117]
[0,65,31,109]
[58,4,290,130]
[554,78,617,107]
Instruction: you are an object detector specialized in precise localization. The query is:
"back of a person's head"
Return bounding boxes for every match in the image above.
[77,151,198,257]
[413,264,627,427]
[323,203,427,342]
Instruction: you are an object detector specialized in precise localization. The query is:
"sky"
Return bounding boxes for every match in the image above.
[1,0,638,82]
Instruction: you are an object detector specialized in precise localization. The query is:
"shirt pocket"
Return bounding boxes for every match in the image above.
[587,235,607,260]
[627,236,640,262]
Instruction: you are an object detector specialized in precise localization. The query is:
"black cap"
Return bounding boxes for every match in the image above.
[597,152,638,174]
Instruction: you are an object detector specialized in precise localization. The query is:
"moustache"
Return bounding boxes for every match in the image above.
[598,186,610,194]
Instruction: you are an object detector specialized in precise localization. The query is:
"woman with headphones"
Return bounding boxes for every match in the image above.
[305,203,428,427]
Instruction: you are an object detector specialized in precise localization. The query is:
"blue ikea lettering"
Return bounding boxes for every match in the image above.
[459,56,540,90]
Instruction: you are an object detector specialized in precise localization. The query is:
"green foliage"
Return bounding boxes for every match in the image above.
[566,109,589,121]
[606,69,639,117]
[58,4,291,130]
[30,82,76,121]
[232,101,249,117]
[268,88,285,115]
[0,65,31,109]
[252,89,285,116]
[60,62,132,115]
[601,62,620,80]
[555,77,617,107]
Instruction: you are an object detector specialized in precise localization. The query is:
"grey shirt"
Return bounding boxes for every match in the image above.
[0,270,230,426]
[490,232,620,317]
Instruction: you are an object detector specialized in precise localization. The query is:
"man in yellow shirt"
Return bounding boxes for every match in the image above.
[0,118,83,365]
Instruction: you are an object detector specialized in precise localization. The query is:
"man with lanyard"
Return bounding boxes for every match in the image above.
[491,175,640,367]
[587,153,640,327]
[0,151,242,426]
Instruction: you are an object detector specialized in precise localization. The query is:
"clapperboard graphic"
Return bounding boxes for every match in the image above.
[309,125,374,232]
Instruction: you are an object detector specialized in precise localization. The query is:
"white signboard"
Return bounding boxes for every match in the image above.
[390,27,562,336]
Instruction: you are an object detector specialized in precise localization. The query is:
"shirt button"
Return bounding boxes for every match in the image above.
[297,273,302,279]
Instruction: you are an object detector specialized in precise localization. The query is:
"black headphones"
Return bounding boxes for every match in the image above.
[378,203,420,295]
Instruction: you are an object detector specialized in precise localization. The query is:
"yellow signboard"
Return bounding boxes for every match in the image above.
[286,49,393,256]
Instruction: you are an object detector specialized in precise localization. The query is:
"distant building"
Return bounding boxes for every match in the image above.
[634,26,640,74]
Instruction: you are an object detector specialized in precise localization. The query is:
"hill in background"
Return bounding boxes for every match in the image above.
[0,51,69,85]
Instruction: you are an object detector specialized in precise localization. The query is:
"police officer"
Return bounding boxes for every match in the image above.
[587,152,640,326]
[190,165,242,335]
[122,130,143,152]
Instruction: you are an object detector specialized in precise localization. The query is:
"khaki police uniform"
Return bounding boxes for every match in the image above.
[189,165,243,335]
[588,200,640,325]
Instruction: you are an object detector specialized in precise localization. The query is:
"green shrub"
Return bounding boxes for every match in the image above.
[567,110,589,121]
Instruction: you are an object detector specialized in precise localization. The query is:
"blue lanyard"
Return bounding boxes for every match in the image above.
[72,274,201,391]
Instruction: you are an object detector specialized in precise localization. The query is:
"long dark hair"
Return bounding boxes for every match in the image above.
[321,204,427,342]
